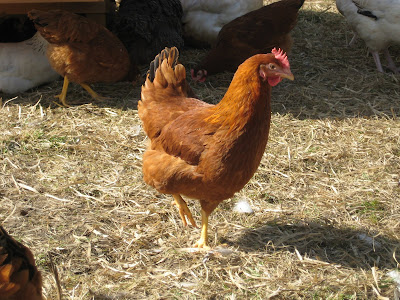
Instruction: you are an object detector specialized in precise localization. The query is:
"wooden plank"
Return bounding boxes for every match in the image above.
[0,2,106,14]
[0,0,104,3]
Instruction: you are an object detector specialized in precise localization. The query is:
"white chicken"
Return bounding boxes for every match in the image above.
[180,0,263,47]
[0,32,59,94]
[336,0,400,74]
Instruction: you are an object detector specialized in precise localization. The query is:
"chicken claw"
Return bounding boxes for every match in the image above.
[80,83,110,102]
[54,75,71,107]
[194,209,210,249]
[172,194,197,227]
[384,49,400,74]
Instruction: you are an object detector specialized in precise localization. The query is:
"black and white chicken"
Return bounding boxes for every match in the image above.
[0,32,59,94]
[336,0,400,74]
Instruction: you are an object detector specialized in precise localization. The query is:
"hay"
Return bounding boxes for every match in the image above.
[0,0,399,298]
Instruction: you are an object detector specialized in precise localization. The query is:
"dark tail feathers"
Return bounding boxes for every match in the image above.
[147,47,179,82]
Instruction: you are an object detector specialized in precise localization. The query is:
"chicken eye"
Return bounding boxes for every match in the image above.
[269,64,277,70]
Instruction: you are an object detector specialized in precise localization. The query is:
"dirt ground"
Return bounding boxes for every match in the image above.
[1,0,399,299]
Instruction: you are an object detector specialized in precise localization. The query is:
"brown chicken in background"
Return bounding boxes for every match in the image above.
[138,47,294,248]
[180,0,263,47]
[28,9,130,107]
[0,226,43,300]
[192,0,305,82]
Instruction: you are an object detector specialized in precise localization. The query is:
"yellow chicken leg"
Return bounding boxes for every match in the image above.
[80,83,109,101]
[172,194,197,227]
[194,209,210,249]
[54,76,70,107]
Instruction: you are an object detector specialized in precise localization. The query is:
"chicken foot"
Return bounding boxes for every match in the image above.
[172,194,197,227]
[371,49,399,74]
[80,83,110,102]
[371,51,384,73]
[54,75,71,107]
[193,209,210,249]
[384,49,400,74]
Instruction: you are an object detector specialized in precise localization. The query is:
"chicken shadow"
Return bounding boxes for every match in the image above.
[221,219,399,270]
[0,78,142,111]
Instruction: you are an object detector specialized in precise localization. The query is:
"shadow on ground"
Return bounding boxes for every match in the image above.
[222,220,399,270]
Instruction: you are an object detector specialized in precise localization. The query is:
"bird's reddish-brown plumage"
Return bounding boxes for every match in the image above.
[28,9,130,84]
[193,0,304,78]
[0,226,43,300]
[139,47,293,223]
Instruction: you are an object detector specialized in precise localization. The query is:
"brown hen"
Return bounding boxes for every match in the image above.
[192,0,304,82]
[28,9,130,107]
[138,47,293,248]
[0,226,43,300]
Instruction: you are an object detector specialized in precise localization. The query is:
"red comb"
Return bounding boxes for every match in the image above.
[272,48,290,69]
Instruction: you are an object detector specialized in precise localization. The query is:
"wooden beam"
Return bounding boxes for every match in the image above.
[0,1,107,15]
[0,0,104,3]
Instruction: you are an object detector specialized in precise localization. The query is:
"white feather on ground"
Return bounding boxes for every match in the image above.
[0,32,59,94]
[233,199,254,214]
[180,0,263,46]
[336,0,400,73]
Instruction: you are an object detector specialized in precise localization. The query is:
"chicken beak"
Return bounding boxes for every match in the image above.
[280,70,294,81]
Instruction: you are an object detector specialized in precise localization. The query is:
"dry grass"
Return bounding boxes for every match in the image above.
[1,0,400,299]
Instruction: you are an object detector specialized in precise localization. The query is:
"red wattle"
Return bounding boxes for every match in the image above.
[268,76,281,87]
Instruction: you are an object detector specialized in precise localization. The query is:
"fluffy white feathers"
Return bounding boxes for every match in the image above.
[181,0,263,46]
[0,32,59,94]
[336,0,400,73]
